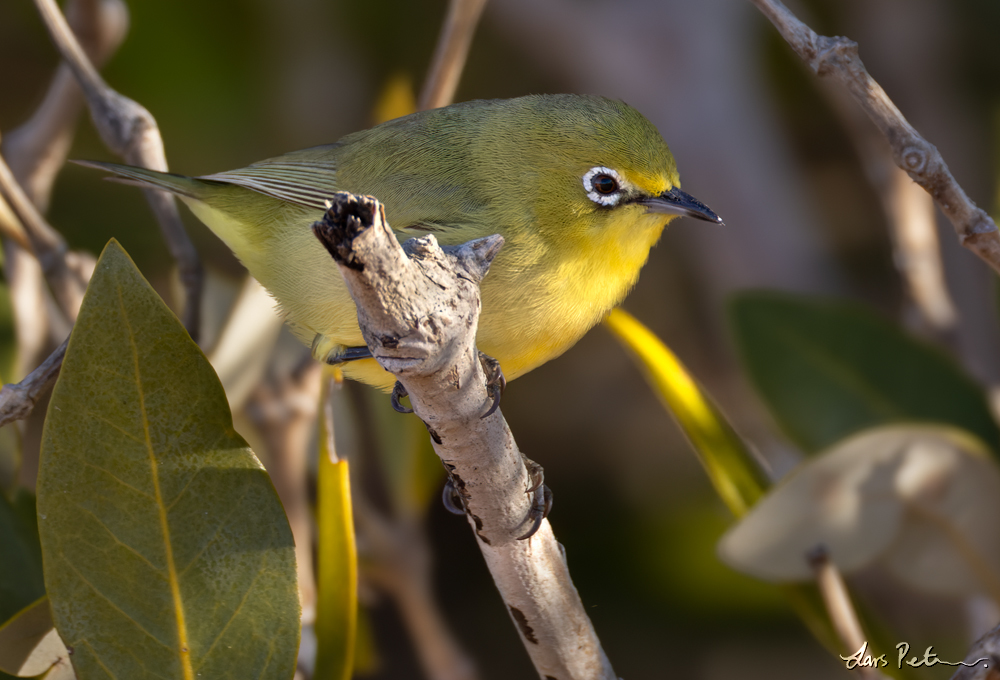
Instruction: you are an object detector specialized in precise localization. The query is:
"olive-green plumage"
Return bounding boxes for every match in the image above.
[83,94,721,390]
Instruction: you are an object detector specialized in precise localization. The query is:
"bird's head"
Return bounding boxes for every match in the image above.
[497,95,722,260]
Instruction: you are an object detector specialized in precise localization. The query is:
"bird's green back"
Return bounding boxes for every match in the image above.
[90,95,689,389]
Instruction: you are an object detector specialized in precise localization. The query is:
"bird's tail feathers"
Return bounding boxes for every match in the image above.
[72,160,203,199]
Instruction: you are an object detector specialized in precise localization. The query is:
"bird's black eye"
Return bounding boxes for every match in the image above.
[591,174,618,195]
[583,166,626,206]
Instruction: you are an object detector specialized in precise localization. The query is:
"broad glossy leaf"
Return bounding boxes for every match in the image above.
[37,241,299,680]
[0,490,44,625]
[729,291,1000,455]
[314,372,356,680]
[719,424,1000,598]
[604,308,768,516]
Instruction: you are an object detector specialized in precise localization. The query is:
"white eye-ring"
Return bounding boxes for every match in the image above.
[583,166,626,206]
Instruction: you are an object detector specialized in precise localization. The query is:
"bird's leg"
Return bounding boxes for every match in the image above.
[315,340,415,413]
[318,341,373,365]
[516,456,552,540]
[478,351,506,419]
[328,341,542,535]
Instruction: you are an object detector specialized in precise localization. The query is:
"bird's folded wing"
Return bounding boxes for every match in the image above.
[199,143,342,210]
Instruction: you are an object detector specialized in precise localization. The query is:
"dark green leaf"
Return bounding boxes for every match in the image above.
[729,291,1000,454]
[0,490,44,626]
[37,241,299,680]
[0,424,22,497]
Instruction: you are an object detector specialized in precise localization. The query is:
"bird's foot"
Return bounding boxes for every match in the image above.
[479,351,506,419]
[391,381,413,414]
[516,456,552,540]
[441,465,552,541]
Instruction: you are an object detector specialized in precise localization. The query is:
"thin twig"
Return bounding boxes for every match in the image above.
[418,0,488,110]
[314,193,615,680]
[886,171,959,330]
[0,0,123,389]
[0,145,87,321]
[3,0,128,212]
[0,337,67,428]
[819,84,958,333]
[32,0,204,340]
[749,0,1000,276]
[0,195,33,252]
[808,547,889,680]
[245,356,322,624]
[346,7,493,673]
[207,276,285,412]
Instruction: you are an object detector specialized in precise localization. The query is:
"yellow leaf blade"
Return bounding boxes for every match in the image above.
[604,308,768,516]
[314,374,358,680]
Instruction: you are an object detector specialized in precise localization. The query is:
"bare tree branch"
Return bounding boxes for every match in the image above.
[0,142,88,321]
[3,0,128,212]
[32,0,204,340]
[0,195,33,253]
[313,193,615,680]
[808,547,890,680]
[819,84,958,333]
[418,0,488,111]
[0,337,67,428]
[245,358,322,625]
[749,0,1000,276]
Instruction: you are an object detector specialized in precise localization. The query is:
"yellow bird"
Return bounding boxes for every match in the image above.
[82,94,721,391]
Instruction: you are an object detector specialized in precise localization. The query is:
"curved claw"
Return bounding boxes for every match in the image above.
[516,456,549,539]
[516,484,552,540]
[441,478,466,515]
[478,351,506,419]
[524,457,545,494]
[481,380,503,419]
[391,381,413,414]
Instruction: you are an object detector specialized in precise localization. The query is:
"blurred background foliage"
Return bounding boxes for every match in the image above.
[3,0,1000,678]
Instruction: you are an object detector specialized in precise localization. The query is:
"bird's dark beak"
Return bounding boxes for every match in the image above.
[638,187,724,225]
